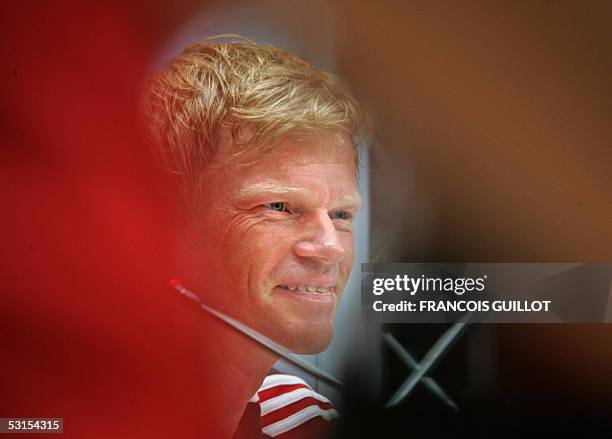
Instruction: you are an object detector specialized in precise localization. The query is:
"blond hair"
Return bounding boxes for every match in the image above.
[144,37,365,192]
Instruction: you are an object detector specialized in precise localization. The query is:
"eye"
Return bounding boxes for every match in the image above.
[331,210,352,220]
[265,201,287,212]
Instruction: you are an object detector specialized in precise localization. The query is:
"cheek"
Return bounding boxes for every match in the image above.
[340,234,356,274]
[218,213,263,250]
[221,218,295,279]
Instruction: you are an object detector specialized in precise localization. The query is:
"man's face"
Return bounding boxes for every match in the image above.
[184,129,360,354]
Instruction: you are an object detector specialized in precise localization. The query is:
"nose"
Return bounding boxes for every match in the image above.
[292,209,346,264]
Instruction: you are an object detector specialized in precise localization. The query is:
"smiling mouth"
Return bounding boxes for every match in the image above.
[276,285,335,294]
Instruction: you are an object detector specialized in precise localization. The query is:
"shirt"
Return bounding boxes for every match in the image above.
[233,374,338,438]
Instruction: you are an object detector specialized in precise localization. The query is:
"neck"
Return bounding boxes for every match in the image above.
[185,307,278,438]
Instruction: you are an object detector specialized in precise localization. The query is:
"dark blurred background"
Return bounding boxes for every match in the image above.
[1,1,611,437]
[341,1,612,436]
[341,2,612,437]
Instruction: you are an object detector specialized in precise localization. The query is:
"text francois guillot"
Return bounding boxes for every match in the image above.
[370,275,551,313]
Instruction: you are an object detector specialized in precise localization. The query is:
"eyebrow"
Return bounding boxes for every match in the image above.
[235,181,362,210]
[235,182,309,200]
[336,193,363,210]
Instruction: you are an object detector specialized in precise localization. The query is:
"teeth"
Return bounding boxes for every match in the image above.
[281,285,334,293]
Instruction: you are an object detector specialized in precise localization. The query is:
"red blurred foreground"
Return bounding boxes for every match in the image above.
[0,2,218,437]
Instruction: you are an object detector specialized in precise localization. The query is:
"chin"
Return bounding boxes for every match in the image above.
[243,299,338,355]
[264,321,334,355]
[290,332,333,355]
